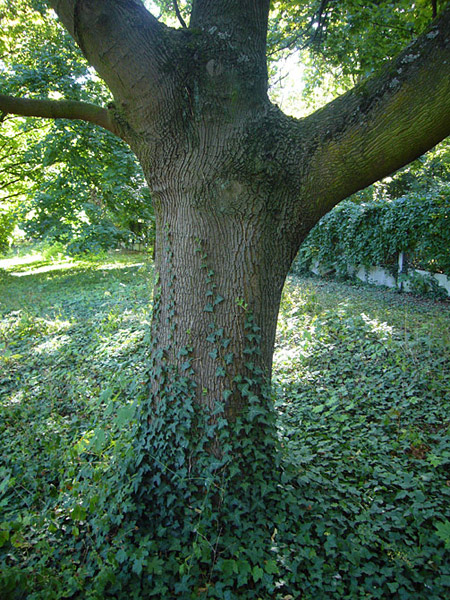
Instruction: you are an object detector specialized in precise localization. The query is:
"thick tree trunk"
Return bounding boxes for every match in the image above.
[147,181,291,421]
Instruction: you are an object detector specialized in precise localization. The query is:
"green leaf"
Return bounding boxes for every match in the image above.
[133,557,144,575]
[70,505,86,521]
[91,428,106,452]
[222,389,232,401]
[435,521,450,549]
[224,352,234,364]
[116,548,128,564]
[115,404,134,427]
[213,294,224,306]
[265,559,279,574]
[0,529,10,548]
[252,565,264,582]
[147,556,164,575]
[220,559,238,575]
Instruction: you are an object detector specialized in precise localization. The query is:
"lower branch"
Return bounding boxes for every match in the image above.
[0,94,121,138]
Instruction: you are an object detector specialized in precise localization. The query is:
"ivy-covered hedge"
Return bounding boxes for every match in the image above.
[295,183,450,277]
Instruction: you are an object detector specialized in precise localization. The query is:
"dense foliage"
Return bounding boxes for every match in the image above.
[1,253,449,598]
[295,183,450,281]
[267,0,449,108]
[0,1,154,254]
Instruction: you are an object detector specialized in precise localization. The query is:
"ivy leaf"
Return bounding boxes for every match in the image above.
[147,556,164,575]
[133,556,144,575]
[252,565,264,582]
[70,505,86,521]
[247,405,266,421]
[116,548,128,564]
[91,428,106,452]
[224,352,234,364]
[220,559,238,575]
[115,404,134,427]
[435,521,450,549]
[222,389,232,401]
[264,559,279,574]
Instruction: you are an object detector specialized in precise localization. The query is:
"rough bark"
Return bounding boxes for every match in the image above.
[147,166,293,419]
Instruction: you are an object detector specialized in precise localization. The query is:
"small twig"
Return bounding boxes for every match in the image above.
[174,0,187,29]
[432,0,437,19]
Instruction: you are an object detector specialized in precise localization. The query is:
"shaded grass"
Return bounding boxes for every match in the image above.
[1,253,154,527]
[274,275,450,597]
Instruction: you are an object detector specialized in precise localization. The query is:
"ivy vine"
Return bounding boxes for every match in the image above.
[295,183,450,278]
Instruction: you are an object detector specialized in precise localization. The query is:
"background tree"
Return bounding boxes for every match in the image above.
[0,0,450,596]
[268,0,442,102]
[0,0,154,253]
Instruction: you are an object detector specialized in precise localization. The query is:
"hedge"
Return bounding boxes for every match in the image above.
[295,183,450,277]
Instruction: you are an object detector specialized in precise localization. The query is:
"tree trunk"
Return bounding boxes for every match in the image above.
[147,175,292,422]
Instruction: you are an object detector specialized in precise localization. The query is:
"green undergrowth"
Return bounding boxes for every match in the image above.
[274,276,450,597]
[1,255,449,599]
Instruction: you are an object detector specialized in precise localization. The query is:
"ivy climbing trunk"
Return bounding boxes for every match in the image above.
[147,178,294,421]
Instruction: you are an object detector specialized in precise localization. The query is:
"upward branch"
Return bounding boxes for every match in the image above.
[294,6,450,224]
[190,0,270,59]
[48,0,175,131]
[0,94,121,137]
[174,0,188,28]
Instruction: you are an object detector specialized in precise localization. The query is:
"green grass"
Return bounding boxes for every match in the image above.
[274,276,450,597]
[1,254,449,598]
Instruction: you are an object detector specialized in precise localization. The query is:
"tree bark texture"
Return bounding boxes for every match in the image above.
[7,1,450,420]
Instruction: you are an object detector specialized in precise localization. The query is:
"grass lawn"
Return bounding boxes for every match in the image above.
[1,252,449,598]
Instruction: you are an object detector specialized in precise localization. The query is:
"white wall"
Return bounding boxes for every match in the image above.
[311,258,450,297]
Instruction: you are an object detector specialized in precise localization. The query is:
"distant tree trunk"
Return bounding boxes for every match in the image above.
[432,0,438,19]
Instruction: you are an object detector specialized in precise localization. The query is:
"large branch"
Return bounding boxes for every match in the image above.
[48,0,159,44]
[48,0,175,131]
[190,0,270,83]
[294,7,450,225]
[0,94,120,136]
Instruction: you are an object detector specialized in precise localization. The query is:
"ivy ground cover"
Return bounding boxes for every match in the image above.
[1,253,449,598]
